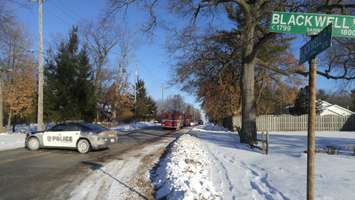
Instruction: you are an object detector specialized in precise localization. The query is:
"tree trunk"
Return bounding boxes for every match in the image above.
[240,19,257,144]
[7,109,12,132]
[12,117,16,133]
[95,58,105,122]
[240,59,257,144]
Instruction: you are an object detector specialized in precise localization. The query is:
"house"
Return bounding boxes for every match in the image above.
[318,100,354,117]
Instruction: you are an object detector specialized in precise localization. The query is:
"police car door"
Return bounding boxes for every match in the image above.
[43,124,80,148]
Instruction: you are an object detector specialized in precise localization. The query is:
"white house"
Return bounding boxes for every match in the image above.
[318,100,354,117]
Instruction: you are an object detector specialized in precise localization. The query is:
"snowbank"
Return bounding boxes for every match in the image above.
[111,121,159,132]
[14,124,38,133]
[152,134,220,199]
[0,133,26,151]
[161,125,355,200]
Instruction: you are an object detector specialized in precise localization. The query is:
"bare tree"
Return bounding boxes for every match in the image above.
[320,39,355,82]
[101,42,133,123]
[0,5,34,130]
[81,18,124,121]
[157,94,187,113]
[107,0,354,144]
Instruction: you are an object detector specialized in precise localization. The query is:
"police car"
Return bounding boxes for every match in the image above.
[25,122,118,154]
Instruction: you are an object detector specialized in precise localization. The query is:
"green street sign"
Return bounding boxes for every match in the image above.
[299,24,332,64]
[269,11,355,38]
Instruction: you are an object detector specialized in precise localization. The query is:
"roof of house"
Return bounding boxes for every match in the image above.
[318,100,354,116]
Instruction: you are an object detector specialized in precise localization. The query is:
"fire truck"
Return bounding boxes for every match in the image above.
[183,113,192,127]
[160,112,191,130]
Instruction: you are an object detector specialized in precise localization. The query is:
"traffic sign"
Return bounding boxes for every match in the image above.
[299,24,332,64]
[269,11,355,38]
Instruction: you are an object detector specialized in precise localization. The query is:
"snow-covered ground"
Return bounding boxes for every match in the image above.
[111,121,159,132]
[0,133,26,151]
[154,124,355,200]
[69,141,168,200]
[69,128,188,200]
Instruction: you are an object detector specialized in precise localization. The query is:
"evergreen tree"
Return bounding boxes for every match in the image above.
[75,46,96,121]
[134,79,157,121]
[145,96,157,120]
[292,86,322,115]
[293,86,309,115]
[45,27,96,122]
[317,89,329,101]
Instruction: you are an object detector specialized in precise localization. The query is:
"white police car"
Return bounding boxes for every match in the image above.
[25,122,118,153]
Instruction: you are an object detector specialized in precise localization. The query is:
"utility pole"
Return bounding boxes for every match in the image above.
[134,66,138,121]
[37,0,44,131]
[161,84,164,102]
[134,66,138,103]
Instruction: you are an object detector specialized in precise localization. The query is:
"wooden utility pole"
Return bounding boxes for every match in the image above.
[37,0,44,131]
[307,54,317,200]
[161,84,164,102]
[134,66,138,120]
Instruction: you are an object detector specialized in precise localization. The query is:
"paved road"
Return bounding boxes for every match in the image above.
[0,127,178,200]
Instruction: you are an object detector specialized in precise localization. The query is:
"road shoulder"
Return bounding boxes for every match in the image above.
[65,130,185,200]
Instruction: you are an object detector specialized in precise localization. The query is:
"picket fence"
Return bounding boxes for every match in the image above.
[232,115,355,131]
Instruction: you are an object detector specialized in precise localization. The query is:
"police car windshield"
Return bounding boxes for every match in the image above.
[82,123,108,133]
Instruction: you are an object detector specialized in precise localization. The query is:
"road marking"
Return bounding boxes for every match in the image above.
[0,151,51,165]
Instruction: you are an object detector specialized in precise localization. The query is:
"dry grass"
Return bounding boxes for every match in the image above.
[125,146,167,200]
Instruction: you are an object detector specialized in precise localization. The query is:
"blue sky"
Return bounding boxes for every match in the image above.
[13,0,199,107]
[11,0,349,110]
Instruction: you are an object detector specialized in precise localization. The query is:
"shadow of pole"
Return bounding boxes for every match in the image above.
[81,161,148,200]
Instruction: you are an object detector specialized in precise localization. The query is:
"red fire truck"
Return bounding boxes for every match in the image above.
[183,113,192,127]
[160,112,191,130]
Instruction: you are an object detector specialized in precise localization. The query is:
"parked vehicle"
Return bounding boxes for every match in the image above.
[160,112,193,130]
[190,122,197,126]
[25,122,118,154]
[183,114,192,127]
[160,112,182,130]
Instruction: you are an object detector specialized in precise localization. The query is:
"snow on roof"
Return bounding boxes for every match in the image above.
[318,100,354,116]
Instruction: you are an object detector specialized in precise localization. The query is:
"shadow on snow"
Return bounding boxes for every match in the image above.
[81,161,148,200]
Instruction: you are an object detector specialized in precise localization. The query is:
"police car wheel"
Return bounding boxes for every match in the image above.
[77,139,90,154]
[27,137,40,151]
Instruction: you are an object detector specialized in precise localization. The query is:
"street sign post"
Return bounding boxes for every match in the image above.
[269,11,355,38]
[299,24,332,64]
[269,11,355,200]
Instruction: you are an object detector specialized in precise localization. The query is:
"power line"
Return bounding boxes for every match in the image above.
[8,0,32,9]
[55,0,83,21]
[50,0,81,24]
[46,5,74,27]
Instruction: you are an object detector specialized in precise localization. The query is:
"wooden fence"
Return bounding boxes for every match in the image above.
[232,115,355,131]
